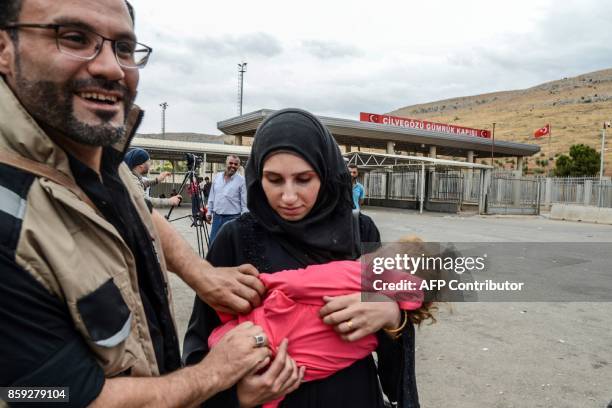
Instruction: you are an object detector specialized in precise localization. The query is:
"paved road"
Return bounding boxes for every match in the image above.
[167,206,612,408]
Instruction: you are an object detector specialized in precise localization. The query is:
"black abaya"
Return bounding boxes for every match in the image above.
[183,213,420,408]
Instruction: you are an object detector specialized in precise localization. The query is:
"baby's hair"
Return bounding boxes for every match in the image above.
[393,235,438,325]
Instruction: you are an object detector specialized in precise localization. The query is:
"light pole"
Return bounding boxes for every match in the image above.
[160,102,168,137]
[597,122,609,207]
[600,122,609,182]
[237,62,247,116]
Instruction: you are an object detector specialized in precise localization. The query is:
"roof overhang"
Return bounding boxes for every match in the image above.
[131,137,250,163]
[218,109,540,158]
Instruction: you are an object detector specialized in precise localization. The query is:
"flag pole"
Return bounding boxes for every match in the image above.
[547,124,552,176]
[599,123,606,207]
[491,122,496,167]
[601,123,607,182]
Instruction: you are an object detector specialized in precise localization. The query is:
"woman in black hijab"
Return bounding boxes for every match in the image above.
[183,109,419,408]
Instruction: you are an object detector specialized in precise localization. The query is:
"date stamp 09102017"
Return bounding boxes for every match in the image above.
[0,387,69,403]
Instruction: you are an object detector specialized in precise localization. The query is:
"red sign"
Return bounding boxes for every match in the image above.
[360,112,491,138]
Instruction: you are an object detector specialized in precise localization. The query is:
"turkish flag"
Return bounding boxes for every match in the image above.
[534,124,550,138]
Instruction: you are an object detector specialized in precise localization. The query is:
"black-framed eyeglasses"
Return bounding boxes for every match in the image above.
[1,23,152,69]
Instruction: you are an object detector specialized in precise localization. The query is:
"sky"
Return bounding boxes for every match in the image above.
[130,0,612,135]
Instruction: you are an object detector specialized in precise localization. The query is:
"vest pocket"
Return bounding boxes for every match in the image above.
[77,278,132,347]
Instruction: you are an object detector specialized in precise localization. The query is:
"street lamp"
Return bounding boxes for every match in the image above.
[160,102,168,137]
[599,122,610,183]
[601,121,610,182]
[597,122,610,207]
[237,62,247,115]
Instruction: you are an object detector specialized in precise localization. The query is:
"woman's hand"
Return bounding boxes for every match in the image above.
[319,293,401,342]
[237,339,306,408]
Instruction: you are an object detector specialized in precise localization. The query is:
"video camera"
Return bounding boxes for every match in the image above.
[185,153,203,170]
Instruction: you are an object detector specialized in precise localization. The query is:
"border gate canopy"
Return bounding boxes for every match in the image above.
[130,137,250,163]
[218,109,540,158]
[344,151,493,170]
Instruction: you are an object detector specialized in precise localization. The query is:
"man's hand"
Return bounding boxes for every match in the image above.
[156,171,172,182]
[91,322,271,407]
[237,339,305,408]
[168,195,181,207]
[150,210,264,314]
[196,264,265,314]
[319,293,401,342]
[203,322,272,392]
[206,213,212,224]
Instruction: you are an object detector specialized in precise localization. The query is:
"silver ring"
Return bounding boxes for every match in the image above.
[254,334,266,348]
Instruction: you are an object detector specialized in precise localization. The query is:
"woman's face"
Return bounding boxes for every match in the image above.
[261,152,321,221]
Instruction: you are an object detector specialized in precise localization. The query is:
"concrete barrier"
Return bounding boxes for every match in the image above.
[550,204,612,225]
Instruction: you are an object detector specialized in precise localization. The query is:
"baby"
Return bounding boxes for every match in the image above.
[208,237,438,408]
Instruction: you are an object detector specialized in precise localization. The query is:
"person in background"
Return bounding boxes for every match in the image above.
[124,147,180,208]
[200,176,212,202]
[348,164,365,210]
[206,155,247,243]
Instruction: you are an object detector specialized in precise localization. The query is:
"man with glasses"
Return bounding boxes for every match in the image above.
[0,0,301,406]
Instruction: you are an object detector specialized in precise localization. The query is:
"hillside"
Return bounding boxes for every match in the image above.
[389,68,612,175]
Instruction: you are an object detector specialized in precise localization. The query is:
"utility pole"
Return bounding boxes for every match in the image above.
[160,102,168,137]
[237,62,247,115]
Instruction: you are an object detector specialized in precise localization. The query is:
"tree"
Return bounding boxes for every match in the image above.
[554,144,600,177]
[554,155,572,176]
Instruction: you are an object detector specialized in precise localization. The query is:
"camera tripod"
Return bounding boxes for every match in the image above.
[165,167,210,257]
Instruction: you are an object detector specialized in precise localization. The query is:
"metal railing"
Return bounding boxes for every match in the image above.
[388,171,419,200]
[363,171,387,199]
[539,176,612,208]
[462,171,481,203]
[591,182,612,208]
[428,171,463,202]
[487,176,541,215]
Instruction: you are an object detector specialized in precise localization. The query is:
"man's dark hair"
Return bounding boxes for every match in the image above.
[0,0,22,43]
[125,0,135,25]
[0,1,134,27]
[348,164,358,170]
[0,0,21,27]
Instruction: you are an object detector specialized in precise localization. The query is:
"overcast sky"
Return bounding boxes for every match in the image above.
[129,0,612,135]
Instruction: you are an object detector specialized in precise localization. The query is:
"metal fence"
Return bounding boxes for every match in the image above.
[538,176,612,208]
[462,171,481,203]
[363,171,388,199]
[590,182,612,208]
[487,176,541,215]
[361,169,611,212]
[364,169,483,207]
[388,171,420,200]
[428,171,463,202]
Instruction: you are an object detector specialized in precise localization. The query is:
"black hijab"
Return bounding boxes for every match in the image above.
[245,108,358,264]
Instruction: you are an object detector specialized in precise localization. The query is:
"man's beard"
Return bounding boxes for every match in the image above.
[14,58,135,147]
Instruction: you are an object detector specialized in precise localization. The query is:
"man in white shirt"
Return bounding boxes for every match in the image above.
[206,155,247,243]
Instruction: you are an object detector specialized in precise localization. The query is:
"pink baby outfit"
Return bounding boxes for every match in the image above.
[208,260,422,408]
